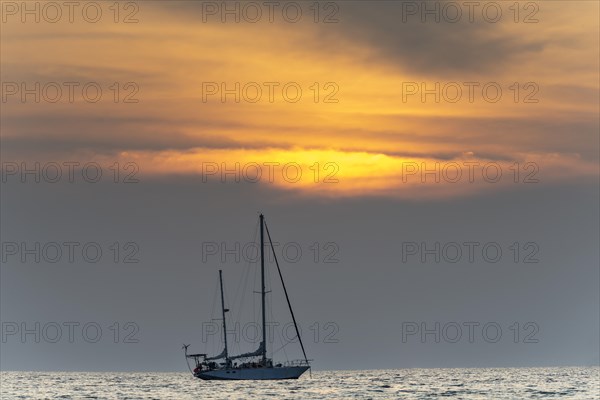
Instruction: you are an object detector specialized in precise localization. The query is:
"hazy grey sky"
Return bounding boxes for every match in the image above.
[1,176,598,371]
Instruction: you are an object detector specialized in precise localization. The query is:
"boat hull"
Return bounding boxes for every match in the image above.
[197,366,309,380]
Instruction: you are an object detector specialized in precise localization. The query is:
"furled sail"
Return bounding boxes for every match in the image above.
[229,341,265,360]
[205,348,227,361]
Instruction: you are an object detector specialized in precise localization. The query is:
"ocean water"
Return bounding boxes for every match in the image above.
[1,367,598,399]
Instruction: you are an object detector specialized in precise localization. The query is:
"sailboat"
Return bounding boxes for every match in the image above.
[183,214,311,380]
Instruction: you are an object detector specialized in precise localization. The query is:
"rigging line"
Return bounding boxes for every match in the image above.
[210,271,219,320]
[184,356,194,375]
[273,310,290,363]
[267,272,276,359]
[253,247,259,337]
[232,219,259,320]
[231,256,249,331]
[233,254,254,357]
[264,239,285,360]
[282,336,289,363]
[234,255,252,324]
[232,264,251,356]
[222,272,233,357]
[230,219,259,358]
[207,277,220,355]
[263,219,310,366]
[265,239,276,358]
[271,336,294,356]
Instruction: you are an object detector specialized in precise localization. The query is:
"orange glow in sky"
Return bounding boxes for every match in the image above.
[1,1,598,198]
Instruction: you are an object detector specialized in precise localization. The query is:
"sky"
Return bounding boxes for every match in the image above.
[0,0,599,372]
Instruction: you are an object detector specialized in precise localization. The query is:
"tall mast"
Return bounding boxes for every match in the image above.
[219,269,229,366]
[260,214,267,364]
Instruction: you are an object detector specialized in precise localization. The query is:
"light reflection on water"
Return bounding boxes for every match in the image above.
[1,367,598,399]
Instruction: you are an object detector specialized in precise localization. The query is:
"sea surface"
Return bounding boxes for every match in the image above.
[1,367,598,399]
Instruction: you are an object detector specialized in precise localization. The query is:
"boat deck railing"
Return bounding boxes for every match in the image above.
[283,359,311,367]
